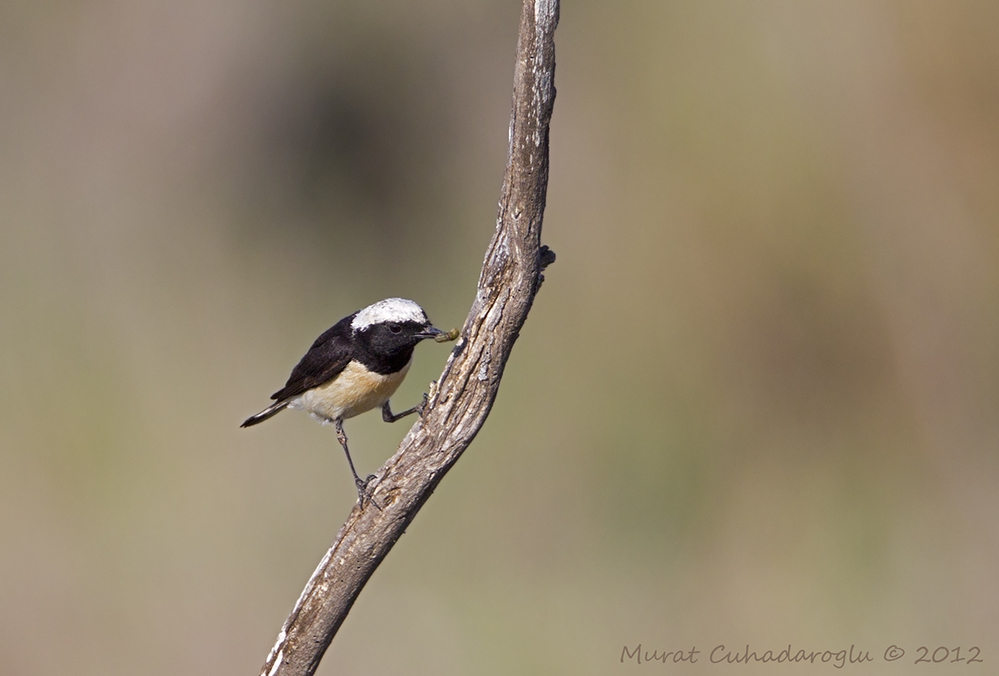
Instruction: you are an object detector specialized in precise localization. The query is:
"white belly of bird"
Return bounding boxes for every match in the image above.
[292,358,412,422]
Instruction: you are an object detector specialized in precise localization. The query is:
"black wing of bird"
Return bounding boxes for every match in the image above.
[269,315,354,402]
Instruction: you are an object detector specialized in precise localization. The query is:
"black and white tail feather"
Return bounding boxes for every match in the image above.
[240,400,290,428]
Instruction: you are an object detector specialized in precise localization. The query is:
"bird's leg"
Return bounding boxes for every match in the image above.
[334,418,379,509]
[381,393,429,423]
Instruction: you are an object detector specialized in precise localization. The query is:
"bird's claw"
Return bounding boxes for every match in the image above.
[354,475,382,510]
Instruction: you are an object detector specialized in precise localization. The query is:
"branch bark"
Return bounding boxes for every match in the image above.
[258,1,558,673]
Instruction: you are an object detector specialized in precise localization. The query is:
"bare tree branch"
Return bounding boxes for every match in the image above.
[258,1,559,673]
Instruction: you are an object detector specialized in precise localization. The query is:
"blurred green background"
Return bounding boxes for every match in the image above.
[2,0,998,674]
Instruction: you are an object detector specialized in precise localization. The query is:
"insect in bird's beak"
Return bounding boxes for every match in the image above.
[435,327,460,343]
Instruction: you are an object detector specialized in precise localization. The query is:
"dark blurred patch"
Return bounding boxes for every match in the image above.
[275,64,428,214]
[235,33,458,264]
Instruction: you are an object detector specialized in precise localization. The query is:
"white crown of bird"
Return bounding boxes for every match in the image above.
[351,298,428,331]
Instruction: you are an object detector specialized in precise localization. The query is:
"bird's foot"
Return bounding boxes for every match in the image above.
[354,474,382,510]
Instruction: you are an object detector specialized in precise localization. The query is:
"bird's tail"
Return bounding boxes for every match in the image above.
[240,401,290,428]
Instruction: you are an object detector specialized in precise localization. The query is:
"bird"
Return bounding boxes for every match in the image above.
[241,298,447,504]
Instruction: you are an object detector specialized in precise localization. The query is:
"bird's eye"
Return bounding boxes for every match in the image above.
[389,323,402,334]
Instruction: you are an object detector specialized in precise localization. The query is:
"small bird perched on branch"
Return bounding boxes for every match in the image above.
[241,298,451,504]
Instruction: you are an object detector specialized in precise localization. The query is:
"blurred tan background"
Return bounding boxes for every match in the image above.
[2,0,998,674]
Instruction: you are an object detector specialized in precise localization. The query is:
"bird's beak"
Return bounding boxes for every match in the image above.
[415,325,445,340]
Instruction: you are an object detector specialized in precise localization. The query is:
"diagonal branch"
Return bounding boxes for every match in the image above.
[258,1,559,674]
